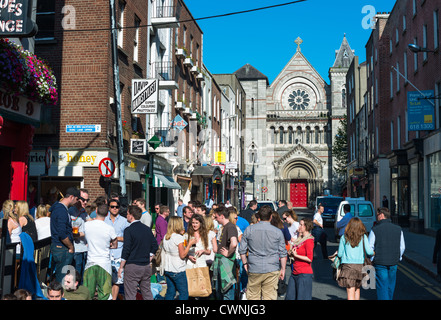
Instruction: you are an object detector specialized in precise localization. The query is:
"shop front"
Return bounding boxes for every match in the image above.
[191,165,223,204]
[28,150,148,205]
[405,139,424,233]
[388,149,409,228]
[425,132,441,232]
[0,38,57,204]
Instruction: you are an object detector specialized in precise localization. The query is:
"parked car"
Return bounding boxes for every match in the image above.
[315,196,344,226]
[334,197,375,237]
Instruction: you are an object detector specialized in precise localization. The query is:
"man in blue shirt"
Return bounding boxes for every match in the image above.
[336,204,353,238]
[176,199,185,218]
[105,199,130,300]
[50,187,80,283]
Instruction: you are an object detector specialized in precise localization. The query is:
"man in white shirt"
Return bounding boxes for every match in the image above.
[134,197,152,228]
[83,204,118,300]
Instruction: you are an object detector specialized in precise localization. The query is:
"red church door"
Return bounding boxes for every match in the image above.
[290,179,308,208]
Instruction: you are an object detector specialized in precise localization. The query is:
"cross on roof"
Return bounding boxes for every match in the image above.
[295,37,303,52]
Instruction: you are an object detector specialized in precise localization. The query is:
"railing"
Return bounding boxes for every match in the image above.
[153,5,180,19]
[151,61,175,81]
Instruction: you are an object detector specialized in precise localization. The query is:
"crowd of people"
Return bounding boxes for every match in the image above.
[1,188,439,301]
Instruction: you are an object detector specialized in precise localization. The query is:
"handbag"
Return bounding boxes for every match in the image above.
[185,266,212,297]
[328,251,341,281]
[152,241,163,272]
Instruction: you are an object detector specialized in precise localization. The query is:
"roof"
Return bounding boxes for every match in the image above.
[332,35,355,69]
[234,64,269,85]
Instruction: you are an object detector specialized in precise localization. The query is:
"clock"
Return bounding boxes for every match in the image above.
[281,84,317,112]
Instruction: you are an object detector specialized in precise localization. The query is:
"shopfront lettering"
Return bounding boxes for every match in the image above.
[0,89,39,122]
[0,0,36,37]
[66,153,97,166]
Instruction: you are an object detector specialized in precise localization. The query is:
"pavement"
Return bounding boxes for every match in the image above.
[402,228,439,280]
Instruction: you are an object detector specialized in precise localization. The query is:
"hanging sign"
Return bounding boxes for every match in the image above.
[407,90,435,131]
[0,0,38,37]
[131,79,158,114]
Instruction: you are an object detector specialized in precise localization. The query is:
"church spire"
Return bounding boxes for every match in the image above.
[332,34,355,68]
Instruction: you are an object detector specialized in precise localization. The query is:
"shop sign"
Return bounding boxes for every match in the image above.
[131,79,158,114]
[0,89,41,123]
[29,150,110,167]
[407,90,435,131]
[130,139,146,155]
[0,0,37,37]
[172,114,187,131]
[215,151,226,163]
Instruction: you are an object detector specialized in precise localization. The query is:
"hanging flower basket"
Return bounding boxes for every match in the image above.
[0,38,58,105]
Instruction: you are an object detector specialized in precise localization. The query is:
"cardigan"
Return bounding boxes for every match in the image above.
[338,234,374,264]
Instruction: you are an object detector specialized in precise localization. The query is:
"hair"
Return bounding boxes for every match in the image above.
[284,209,298,221]
[108,199,120,207]
[344,217,367,248]
[343,204,351,212]
[65,187,80,198]
[135,197,146,207]
[249,200,257,207]
[250,214,258,224]
[279,200,287,206]
[97,204,109,217]
[85,203,95,216]
[14,289,32,300]
[227,206,238,216]
[2,200,14,220]
[196,204,207,213]
[301,218,314,232]
[15,200,34,222]
[187,214,209,249]
[204,215,215,231]
[36,204,49,219]
[270,212,284,229]
[377,207,390,219]
[2,294,17,300]
[257,205,272,221]
[94,195,107,206]
[128,205,142,220]
[228,209,238,224]
[48,280,64,294]
[160,205,170,215]
[165,216,184,240]
[214,205,229,220]
[110,192,119,199]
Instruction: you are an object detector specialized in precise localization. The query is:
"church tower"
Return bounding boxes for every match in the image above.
[236,35,354,206]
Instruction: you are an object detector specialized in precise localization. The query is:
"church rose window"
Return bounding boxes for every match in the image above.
[288,89,310,110]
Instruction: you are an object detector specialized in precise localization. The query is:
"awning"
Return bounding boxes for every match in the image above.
[153,173,181,189]
[191,166,222,180]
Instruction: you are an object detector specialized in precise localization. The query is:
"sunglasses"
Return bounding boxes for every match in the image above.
[79,197,89,203]
[110,205,120,209]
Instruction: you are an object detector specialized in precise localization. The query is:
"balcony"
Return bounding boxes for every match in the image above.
[190,66,199,74]
[175,48,186,59]
[183,57,194,67]
[151,61,178,90]
[151,4,180,29]
[147,127,179,152]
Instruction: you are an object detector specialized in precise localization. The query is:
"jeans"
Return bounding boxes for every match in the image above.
[285,273,313,300]
[375,264,397,300]
[51,244,74,283]
[164,271,188,300]
[74,251,87,284]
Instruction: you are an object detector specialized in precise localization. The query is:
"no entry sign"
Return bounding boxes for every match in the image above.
[99,157,115,178]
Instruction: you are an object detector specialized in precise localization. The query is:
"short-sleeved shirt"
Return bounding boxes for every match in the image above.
[163,233,186,273]
[218,222,238,259]
[104,213,129,259]
[69,206,89,253]
[84,220,117,275]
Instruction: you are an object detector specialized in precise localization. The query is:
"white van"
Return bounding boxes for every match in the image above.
[334,197,376,237]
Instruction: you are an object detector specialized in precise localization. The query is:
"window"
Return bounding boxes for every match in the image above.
[423,25,428,62]
[358,204,373,217]
[434,10,439,49]
[390,71,394,98]
[403,15,407,32]
[391,121,394,150]
[133,16,140,62]
[288,127,293,144]
[279,127,284,144]
[403,52,408,83]
[396,62,400,92]
[413,37,418,72]
[397,116,401,149]
[117,1,125,48]
[396,28,399,45]
[270,127,275,144]
[36,0,55,40]
[315,126,320,144]
[306,127,311,144]
[412,0,417,17]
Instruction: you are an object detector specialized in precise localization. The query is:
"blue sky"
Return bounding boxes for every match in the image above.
[185,0,398,84]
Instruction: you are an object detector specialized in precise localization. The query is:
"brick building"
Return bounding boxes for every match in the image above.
[349,0,441,234]
[30,0,150,205]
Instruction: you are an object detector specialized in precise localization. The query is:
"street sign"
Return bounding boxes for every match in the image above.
[262,186,268,193]
[215,151,226,163]
[99,157,115,178]
[66,125,101,133]
[226,161,237,170]
[131,79,158,114]
[407,90,435,131]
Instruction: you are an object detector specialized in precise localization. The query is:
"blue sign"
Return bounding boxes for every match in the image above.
[66,125,101,133]
[407,90,435,131]
[172,115,188,132]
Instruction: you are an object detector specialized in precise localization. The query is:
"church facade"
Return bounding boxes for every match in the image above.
[235,36,354,207]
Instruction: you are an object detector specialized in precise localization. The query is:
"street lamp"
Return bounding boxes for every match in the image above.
[407,43,436,53]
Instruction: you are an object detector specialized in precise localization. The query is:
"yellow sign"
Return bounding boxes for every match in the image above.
[215,151,226,163]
